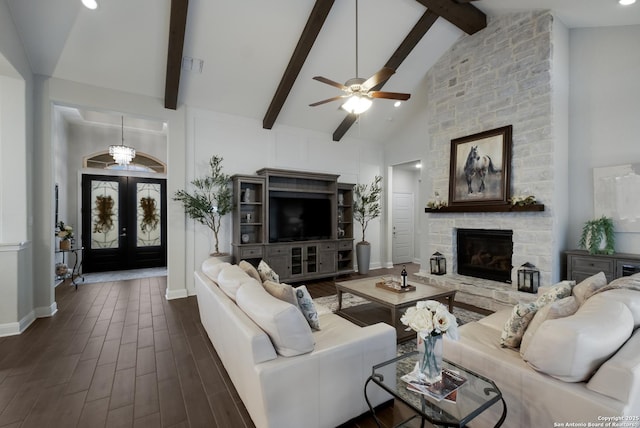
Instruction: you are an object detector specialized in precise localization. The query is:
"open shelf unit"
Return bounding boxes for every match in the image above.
[231,169,354,282]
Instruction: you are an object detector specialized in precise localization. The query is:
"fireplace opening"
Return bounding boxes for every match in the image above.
[456,228,513,283]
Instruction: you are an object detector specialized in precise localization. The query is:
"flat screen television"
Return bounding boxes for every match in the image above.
[269,196,332,242]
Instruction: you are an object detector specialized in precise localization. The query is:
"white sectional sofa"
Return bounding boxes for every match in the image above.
[194,257,397,428]
[444,273,640,427]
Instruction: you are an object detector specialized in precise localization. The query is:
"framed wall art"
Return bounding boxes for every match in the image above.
[448,125,512,207]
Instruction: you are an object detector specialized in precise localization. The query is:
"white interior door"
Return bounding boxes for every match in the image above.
[392,192,414,264]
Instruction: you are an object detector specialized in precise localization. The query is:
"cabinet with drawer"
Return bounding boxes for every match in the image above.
[565,250,640,283]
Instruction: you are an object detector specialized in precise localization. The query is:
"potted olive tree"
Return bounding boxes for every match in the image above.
[579,216,615,255]
[353,175,382,274]
[174,155,233,258]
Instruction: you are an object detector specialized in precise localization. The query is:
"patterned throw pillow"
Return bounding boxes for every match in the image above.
[536,281,573,306]
[572,272,608,305]
[294,285,320,330]
[500,302,539,349]
[257,260,280,283]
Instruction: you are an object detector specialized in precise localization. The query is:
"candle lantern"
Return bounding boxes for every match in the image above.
[518,262,540,293]
[430,252,446,275]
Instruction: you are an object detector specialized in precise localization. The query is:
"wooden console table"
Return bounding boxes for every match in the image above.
[565,250,640,283]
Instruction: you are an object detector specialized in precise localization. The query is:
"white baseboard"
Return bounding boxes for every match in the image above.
[35,302,58,318]
[165,288,188,300]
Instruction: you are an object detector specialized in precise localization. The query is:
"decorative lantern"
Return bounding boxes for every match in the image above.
[430,252,446,276]
[518,262,540,293]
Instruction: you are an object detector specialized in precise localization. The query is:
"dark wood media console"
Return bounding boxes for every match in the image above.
[232,168,354,282]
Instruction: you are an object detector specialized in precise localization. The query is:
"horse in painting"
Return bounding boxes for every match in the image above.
[463,145,499,194]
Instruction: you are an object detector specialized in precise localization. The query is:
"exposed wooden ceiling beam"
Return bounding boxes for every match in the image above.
[263,0,336,130]
[415,0,486,35]
[164,0,189,110]
[332,10,439,142]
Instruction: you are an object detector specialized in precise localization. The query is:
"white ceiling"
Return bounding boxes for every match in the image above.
[6,0,640,142]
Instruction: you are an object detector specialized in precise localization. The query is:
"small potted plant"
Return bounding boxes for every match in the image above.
[57,221,74,250]
[173,155,233,257]
[579,216,615,255]
[353,175,382,274]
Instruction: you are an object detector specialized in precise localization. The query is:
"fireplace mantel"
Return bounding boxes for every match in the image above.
[424,203,544,213]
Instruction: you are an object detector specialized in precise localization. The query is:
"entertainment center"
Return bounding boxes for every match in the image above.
[231,168,354,282]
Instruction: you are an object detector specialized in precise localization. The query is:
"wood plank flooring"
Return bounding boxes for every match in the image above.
[0,265,441,428]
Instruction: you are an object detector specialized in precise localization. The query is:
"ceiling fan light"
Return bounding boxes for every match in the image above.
[82,0,98,9]
[619,0,636,5]
[341,95,372,115]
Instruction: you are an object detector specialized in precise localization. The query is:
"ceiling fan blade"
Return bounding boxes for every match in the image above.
[361,67,395,91]
[309,95,347,107]
[369,91,411,101]
[312,76,347,91]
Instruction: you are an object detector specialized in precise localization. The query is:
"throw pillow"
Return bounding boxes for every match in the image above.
[572,272,608,305]
[500,302,539,349]
[239,260,262,283]
[520,295,579,355]
[536,280,574,306]
[294,285,320,330]
[257,260,280,283]
[263,280,297,306]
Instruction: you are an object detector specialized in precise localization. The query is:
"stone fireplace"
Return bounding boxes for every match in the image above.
[456,229,513,283]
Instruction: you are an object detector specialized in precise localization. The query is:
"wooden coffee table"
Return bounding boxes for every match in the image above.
[335,276,456,342]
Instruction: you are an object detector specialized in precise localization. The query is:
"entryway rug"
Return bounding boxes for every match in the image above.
[81,267,167,285]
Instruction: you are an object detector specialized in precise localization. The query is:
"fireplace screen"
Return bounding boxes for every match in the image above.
[457,229,513,283]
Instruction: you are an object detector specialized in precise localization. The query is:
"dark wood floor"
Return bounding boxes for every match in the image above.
[0,264,435,428]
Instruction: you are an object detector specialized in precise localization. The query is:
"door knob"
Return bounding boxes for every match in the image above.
[120,227,127,237]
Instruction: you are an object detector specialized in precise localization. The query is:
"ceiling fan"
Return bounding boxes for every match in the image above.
[309,0,411,115]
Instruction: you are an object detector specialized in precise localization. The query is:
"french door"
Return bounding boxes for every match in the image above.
[82,174,167,273]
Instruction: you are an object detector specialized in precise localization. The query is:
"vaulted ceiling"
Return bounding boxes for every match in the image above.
[6,0,640,142]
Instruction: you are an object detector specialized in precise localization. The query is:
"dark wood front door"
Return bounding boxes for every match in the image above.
[82,174,167,273]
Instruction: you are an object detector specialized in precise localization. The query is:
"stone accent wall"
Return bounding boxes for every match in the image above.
[425,11,557,289]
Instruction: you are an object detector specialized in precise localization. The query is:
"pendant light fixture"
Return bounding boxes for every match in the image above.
[109,116,136,166]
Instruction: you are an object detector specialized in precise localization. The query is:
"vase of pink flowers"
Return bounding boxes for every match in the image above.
[400,300,458,383]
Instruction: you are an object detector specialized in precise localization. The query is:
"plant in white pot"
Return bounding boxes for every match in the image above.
[579,216,615,255]
[173,155,233,257]
[353,175,382,274]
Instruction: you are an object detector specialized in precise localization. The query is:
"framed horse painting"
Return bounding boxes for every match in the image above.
[448,125,512,207]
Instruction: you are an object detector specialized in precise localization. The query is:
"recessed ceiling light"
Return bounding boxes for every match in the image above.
[619,0,636,5]
[82,0,98,10]
[394,101,402,108]
[415,163,422,169]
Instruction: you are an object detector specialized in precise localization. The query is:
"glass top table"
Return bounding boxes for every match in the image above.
[365,351,506,428]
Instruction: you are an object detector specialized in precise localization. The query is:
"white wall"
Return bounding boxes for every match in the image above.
[569,25,640,254]
[186,108,385,281]
[0,0,36,335]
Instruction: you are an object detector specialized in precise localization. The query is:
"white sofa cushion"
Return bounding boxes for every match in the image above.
[591,289,640,327]
[201,257,230,282]
[520,295,579,355]
[239,260,262,283]
[523,297,634,382]
[236,281,314,357]
[587,329,640,403]
[263,280,297,306]
[217,264,256,301]
[572,271,608,305]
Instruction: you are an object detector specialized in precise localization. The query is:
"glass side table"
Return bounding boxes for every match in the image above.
[365,351,506,428]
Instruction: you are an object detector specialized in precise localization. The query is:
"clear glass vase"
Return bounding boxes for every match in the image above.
[418,332,443,383]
